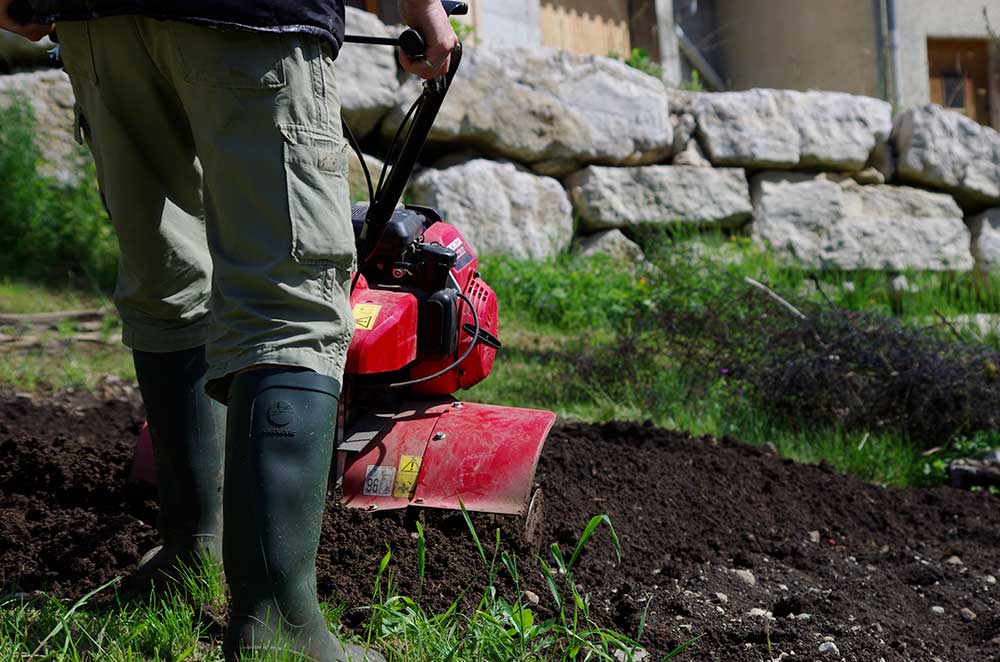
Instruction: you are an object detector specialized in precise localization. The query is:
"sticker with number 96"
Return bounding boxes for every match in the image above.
[363,465,396,497]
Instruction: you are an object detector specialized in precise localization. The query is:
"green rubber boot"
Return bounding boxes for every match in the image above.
[130,346,226,590]
[222,370,383,662]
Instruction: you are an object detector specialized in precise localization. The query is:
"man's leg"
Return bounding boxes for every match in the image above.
[56,18,225,586]
[147,19,373,662]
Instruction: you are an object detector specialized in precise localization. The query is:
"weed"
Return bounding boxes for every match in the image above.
[450,17,476,44]
[681,70,704,92]
[363,503,697,660]
[611,48,663,79]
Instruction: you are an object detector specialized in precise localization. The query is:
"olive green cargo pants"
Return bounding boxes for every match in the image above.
[58,16,356,401]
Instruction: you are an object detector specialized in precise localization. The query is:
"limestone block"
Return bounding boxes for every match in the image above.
[751,172,973,271]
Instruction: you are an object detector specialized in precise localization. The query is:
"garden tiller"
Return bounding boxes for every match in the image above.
[131,1,554,543]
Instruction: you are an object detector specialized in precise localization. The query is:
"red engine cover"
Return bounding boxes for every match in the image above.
[345,222,497,394]
[347,275,419,374]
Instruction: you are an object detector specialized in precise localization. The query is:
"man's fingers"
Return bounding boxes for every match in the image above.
[398,49,452,80]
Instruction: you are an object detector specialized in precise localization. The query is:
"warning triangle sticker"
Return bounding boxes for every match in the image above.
[352,304,382,331]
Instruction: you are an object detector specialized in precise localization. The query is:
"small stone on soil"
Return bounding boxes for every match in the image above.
[987,574,997,585]
[734,569,756,586]
[713,592,729,603]
[960,607,977,622]
[525,590,539,605]
[931,605,945,615]
[614,648,648,662]
[946,555,964,565]
[809,530,821,543]
[748,607,771,618]
[819,641,840,655]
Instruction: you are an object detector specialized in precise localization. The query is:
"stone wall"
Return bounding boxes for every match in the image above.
[3,7,999,273]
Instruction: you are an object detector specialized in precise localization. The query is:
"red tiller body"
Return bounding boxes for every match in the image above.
[341,217,553,517]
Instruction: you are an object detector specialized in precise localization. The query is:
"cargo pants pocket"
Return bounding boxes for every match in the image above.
[281,124,355,270]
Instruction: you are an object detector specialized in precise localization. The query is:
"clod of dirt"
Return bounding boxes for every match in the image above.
[2,395,1000,662]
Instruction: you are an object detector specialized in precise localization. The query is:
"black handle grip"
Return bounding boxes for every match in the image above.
[399,28,425,58]
[442,1,469,16]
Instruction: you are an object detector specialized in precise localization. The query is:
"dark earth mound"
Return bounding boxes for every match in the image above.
[2,391,1000,661]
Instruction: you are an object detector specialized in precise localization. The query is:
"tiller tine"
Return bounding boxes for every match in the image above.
[339,401,555,517]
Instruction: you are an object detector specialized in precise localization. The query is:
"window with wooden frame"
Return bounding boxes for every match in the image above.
[927,38,993,127]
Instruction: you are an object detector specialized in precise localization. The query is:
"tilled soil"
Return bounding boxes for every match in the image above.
[2,391,1000,661]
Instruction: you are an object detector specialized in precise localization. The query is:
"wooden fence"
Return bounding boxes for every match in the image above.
[540,0,632,57]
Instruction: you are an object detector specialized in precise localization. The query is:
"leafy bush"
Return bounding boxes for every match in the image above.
[0,97,117,290]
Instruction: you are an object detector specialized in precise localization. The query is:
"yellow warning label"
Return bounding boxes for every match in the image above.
[352,304,382,331]
[394,454,423,499]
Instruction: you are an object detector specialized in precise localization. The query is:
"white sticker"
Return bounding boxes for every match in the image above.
[447,236,468,260]
[363,465,396,497]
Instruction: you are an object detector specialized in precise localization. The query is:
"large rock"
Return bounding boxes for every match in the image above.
[751,172,973,271]
[410,159,573,260]
[337,8,401,138]
[567,165,752,231]
[695,89,892,171]
[969,208,1000,272]
[0,69,86,184]
[574,229,645,263]
[384,47,672,176]
[895,105,1000,208]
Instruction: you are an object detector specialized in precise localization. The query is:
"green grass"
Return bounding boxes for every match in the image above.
[0,514,688,661]
[0,278,109,313]
[0,279,130,392]
[0,344,134,393]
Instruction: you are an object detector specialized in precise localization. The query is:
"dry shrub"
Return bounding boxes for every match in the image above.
[590,276,1000,448]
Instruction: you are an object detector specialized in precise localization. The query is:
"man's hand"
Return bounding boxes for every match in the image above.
[0,0,53,41]
[398,0,458,79]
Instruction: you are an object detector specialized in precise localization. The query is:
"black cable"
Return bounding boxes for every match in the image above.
[388,292,481,389]
[375,90,426,202]
[342,118,373,202]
